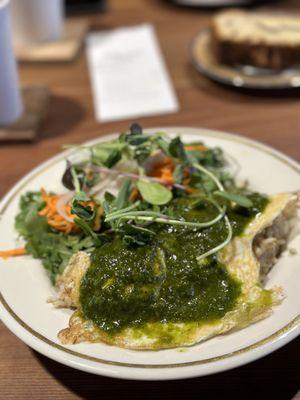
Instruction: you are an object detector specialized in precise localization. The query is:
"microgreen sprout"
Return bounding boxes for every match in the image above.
[197,215,233,261]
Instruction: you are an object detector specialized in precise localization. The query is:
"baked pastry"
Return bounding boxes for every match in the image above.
[212,10,300,69]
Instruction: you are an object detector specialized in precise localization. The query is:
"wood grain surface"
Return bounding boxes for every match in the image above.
[0,0,299,398]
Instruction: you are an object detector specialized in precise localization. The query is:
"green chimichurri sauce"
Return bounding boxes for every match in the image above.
[80,193,268,334]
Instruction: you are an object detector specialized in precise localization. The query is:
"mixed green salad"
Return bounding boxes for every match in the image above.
[11,124,265,286]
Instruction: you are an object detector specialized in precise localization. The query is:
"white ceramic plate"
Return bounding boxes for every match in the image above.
[0,127,299,381]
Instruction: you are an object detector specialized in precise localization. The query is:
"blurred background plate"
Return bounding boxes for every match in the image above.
[191,29,300,90]
[171,0,252,7]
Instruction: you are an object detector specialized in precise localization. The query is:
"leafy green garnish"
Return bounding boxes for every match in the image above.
[115,178,131,210]
[137,180,173,205]
[73,218,106,247]
[121,223,155,246]
[173,164,184,185]
[71,199,95,221]
[62,163,83,191]
[70,166,82,193]
[169,136,189,164]
[15,192,95,283]
[91,141,126,168]
[213,191,253,208]
[126,134,149,146]
[188,145,225,168]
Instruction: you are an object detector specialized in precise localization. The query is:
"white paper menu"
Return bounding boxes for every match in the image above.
[86,24,179,122]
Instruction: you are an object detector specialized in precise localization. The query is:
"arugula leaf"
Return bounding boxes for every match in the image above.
[137,180,173,205]
[126,134,149,146]
[169,137,200,166]
[127,132,170,164]
[71,199,95,221]
[121,223,155,246]
[200,147,224,168]
[102,192,116,215]
[155,135,170,155]
[115,178,131,210]
[188,169,216,193]
[106,149,122,168]
[169,136,188,163]
[133,144,152,165]
[74,218,105,247]
[73,190,89,202]
[173,164,184,184]
[91,141,125,168]
[213,191,253,208]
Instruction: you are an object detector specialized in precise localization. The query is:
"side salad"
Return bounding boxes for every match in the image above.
[1,124,258,284]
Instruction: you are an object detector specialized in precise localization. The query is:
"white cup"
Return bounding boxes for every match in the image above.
[10,0,64,45]
[0,0,23,126]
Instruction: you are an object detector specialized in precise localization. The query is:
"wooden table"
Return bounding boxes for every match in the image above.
[0,0,299,398]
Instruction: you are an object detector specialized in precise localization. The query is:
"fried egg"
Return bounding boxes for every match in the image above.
[53,192,299,350]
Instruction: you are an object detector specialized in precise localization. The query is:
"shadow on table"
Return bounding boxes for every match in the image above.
[39,95,85,141]
[33,336,299,400]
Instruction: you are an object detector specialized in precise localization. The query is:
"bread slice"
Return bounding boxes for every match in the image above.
[212,10,300,69]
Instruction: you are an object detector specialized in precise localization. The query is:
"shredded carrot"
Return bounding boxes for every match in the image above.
[183,176,190,187]
[185,144,207,152]
[39,189,77,234]
[129,187,140,202]
[160,166,174,185]
[93,206,104,232]
[182,176,200,194]
[39,189,95,234]
[184,186,200,194]
[150,156,174,186]
[0,247,27,259]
